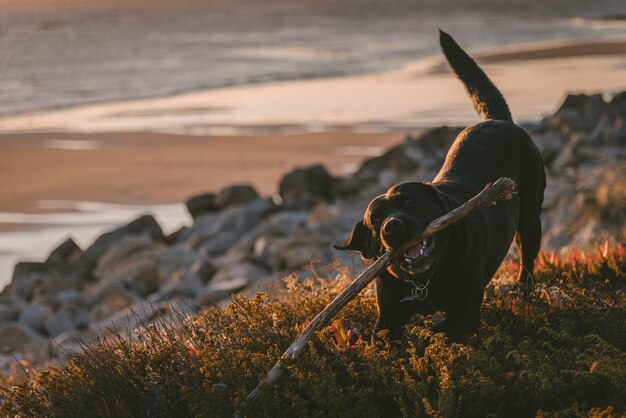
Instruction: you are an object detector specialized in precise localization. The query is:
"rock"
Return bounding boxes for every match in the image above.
[164,226,189,244]
[159,269,205,299]
[53,329,97,357]
[554,93,607,131]
[551,143,577,172]
[151,248,211,279]
[0,323,40,353]
[43,308,76,338]
[92,301,163,336]
[185,193,219,220]
[56,288,84,309]
[186,258,216,284]
[45,238,81,266]
[128,263,161,297]
[355,137,419,176]
[281,244,329,271]
[216,184,259,208]
[259,236,330,271]
[19,304,52,334]
[0,305,20,322]
[198,231,242,256]
[224,210,309,257]
[11,261,47,280]
[91,283,137,320]
[210,261,268,285]
[308,202,340,226]
[74,215,164,275]
[159,259,215,300]
[195,277,249,306]
[174,212,220,244]
[95,234,158,279]
[177,198,277,248]
[354,128,457,180]
[6,263,86,305]
[279,165,336,208]
[533,132,565,165]
[40,269,85,296]
[6,271,43,302]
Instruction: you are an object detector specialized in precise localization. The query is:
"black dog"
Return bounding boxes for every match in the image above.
[335,31,546,342]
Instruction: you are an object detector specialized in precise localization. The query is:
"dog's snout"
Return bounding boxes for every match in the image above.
[382,217,404,235]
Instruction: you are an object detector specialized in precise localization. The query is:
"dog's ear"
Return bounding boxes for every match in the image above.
[333,219,377,259]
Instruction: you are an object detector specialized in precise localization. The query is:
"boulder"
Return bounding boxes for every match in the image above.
[553,93,608,131]
[186,258,216,284]
[185,193,219,220]
[40,269,85,296]
[551,143,578,172]
[177,198,277,248]
[151,247,211,279]
[198,231,243,256]
[159,269,205,299]
[308,202,340,227]
[127,263,161,298]
[74,215,164,276]
[90,283,137,320]
[19,304,52,334]
[216,184,259,208]
[149,257,216,302]
[533,132,565,165]
[95,233,159,278]
[11,261,47,282]
[210,261,268,285]
[43,308,76,338]
[195,277,249,306]
[0,305,20,322]
[0,323,40,353]
[6,270,43,302]
[45,237,81,266]
[259,236,330,271]
[56,288,85,309]
[279,165,336,209]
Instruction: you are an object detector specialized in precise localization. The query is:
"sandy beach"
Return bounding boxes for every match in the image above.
[1,37,625,217]
[0,131,402,214]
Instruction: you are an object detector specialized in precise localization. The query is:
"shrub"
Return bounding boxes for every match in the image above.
[1,242,624,417]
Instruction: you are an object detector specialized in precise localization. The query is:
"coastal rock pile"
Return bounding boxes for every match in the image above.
[1,92,624,374]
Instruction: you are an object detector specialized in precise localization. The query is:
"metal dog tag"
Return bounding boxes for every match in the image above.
[401,286,428,302]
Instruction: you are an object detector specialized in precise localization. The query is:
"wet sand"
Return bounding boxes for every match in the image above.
[1,38,625,216]
[0,131,403,214]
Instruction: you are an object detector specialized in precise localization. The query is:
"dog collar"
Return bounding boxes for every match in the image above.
[400,270,433,302]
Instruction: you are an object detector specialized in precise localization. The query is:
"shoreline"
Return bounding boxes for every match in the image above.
[1,36,625,134]
[1,36,625,286]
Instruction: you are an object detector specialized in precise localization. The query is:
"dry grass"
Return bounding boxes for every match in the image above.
[1,242,624,417]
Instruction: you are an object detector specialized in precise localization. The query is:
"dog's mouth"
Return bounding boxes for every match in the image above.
[392,237,436,275]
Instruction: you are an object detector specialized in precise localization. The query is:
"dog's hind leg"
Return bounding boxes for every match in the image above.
[515,177,544,290]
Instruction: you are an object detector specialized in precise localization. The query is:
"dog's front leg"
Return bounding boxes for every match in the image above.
[437,287,483,342]
[372,275,414,343]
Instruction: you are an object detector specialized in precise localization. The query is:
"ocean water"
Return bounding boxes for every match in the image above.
[0,201,190,288]
[0,0,625,117]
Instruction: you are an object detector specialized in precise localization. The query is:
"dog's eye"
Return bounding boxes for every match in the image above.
[371,217,382,226]
[403,198,414,205]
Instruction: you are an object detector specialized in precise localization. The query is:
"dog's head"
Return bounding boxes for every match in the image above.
[334,182,457,281]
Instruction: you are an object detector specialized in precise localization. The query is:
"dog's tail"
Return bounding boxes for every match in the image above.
[439,30,513,122]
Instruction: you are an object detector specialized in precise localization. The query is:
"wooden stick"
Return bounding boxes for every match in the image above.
[245,177,516,404]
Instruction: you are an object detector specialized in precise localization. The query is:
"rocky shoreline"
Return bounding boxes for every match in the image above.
[1,92,624,375]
